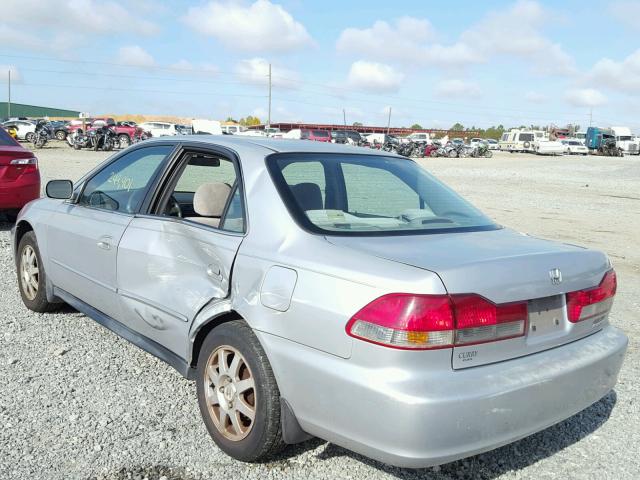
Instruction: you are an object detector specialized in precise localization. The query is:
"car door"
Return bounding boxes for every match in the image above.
[47,145,175,321]
[116,147,245,358]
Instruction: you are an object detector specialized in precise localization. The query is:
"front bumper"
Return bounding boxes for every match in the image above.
[261,325,627,468]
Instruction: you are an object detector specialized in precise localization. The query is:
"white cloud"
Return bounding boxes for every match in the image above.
[609,1,640,30]
[589,49,640,94]
[336,1,574,74]
[183,0,313,53]
[337,17,434,63]
[460,0,576,76]
[565,88,607,107]
[235,58,300,89]
[347,61,404,93]
[4,0,158,35]
[118,46,156,67]
[434,79,482,98]
[0,66,22,83]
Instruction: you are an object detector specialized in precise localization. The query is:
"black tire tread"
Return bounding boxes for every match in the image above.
[17,231,59,313]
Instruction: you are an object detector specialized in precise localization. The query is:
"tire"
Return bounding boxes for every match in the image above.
[118,134,131,148]
[25,132,35,142]
[17,231,58,313]
[448,150,458,158]
[55,130,66,141]
[484,150,493,158]
[73,143,82,150]
[196,320,284,463]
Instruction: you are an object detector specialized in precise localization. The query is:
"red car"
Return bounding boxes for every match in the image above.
[0,127,40,222]
[301,129,332,142]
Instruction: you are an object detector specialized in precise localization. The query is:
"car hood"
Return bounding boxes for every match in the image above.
[326,228,609,304]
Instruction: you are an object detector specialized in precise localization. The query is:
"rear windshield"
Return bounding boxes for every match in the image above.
[267,153,498,236]
[312,130,329,137]
[0,127,18,146]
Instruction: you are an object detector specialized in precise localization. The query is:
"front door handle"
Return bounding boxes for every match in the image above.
[97,236,112,251]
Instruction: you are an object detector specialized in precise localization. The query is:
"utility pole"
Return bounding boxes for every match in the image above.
[7,69,11,119]
[386,107,392,134]
[343,108,347,130]
[589,108,593,127]
[267,63,272,129]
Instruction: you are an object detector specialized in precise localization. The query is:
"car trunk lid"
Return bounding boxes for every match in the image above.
[0,147,37,182]
[328,228,612,368]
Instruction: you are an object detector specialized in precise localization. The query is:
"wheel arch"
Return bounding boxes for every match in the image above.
[14,220,34,260]
[189,309,244,368]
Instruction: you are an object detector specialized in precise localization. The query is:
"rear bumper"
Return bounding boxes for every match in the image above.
[261,326,627,468]
[0,174,40,209]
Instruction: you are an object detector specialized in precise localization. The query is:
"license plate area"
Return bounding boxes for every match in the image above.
[527,295,565,338]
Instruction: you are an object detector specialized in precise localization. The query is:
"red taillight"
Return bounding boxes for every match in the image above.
[346,293,527,350]
[567,270,616,323]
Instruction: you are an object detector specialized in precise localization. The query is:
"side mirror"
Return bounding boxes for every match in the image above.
[46,180,73,199]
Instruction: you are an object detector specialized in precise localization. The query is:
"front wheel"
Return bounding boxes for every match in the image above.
[484,150,493,158]
[25,132,35,142]
[55,130,66,141]
[17,232,58,313]
[196,320,285,462]
[118,134,131,148]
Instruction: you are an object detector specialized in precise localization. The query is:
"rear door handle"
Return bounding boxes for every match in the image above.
[97,236,112,251]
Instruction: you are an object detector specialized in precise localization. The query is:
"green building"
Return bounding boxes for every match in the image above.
[0,102,80,119]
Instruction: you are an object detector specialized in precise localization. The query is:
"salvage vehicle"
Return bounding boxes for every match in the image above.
[12,137,627,468]
[0,127,40,222]
[561,140,589,155]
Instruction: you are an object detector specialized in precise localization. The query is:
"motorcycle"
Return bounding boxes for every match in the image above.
[32,121,52,149]
[92,125,119,151]
[472,143,493,158]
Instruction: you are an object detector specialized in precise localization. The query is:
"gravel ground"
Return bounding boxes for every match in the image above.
[1,143,638,480]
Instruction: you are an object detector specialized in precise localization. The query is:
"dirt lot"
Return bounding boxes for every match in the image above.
[0,143,638,479]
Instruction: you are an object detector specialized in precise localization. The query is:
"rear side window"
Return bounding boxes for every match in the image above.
[79,145,172,213]
[0,127,17,145]
[312,130,329,138]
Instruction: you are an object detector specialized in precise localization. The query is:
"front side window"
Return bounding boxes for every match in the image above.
[268,153,498,235]
[78,145,172,213]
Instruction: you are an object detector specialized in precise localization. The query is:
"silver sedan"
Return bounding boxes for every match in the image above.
[12,136,627,468]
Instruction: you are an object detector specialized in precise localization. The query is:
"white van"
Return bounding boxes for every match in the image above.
[221,124,247,135]
[192,119,222,135]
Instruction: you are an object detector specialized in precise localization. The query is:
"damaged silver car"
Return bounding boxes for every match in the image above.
[12,137,627,467]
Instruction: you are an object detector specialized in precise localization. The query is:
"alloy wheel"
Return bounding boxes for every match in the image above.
[20,245,39,301]
[204,345,257,441]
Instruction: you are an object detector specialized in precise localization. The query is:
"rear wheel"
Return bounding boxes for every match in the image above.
[17,232,58,313]
[55,130,66,141]
[25,132,35,142]
[196,320,284,462]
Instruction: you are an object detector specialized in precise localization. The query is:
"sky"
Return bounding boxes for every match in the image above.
[1,0,640,131]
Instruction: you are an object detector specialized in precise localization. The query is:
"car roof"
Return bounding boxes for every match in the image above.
[144,135,399,157]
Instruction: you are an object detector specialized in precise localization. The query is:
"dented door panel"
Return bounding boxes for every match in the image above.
[116,216,243,358]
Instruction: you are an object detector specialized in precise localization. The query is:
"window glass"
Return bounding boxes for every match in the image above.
[220,187,245,233]
[0,127,17,145]
[269,154,496,235]
[281,161,326,207]
[342,163,419,217]
[167,153,243,232]
[78,145,172,213]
